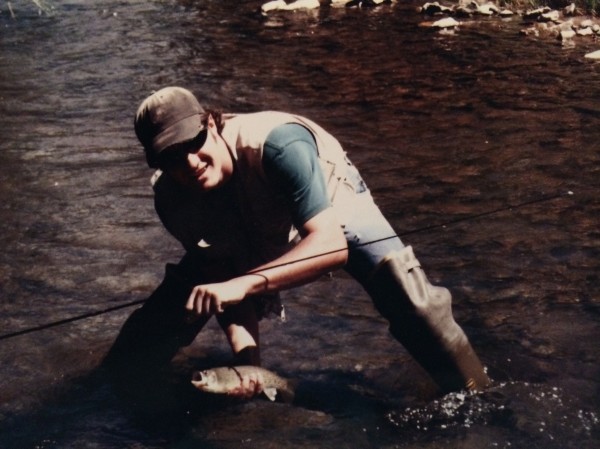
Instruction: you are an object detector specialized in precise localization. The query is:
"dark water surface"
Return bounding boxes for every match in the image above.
[1,0,599,448]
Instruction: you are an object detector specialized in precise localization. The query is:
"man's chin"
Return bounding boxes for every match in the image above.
[189,179,218,193]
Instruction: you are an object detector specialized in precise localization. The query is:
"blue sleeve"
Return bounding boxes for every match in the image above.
[263,123,330,227]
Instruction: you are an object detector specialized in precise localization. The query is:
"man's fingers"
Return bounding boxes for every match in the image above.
[206,294,222,315]
[185,287,211,316]
[186,285,228,317]
[245,373,263,395]
[255,372,264,394]
[185,288,197,312]
[202,292,213,315]
[226,373,264,400]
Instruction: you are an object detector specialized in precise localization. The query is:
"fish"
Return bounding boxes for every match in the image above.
[191,365,296,403]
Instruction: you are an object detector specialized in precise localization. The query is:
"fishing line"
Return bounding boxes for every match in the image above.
[0,190,573,342]
[0,299,147,341]
[248,190,572,273]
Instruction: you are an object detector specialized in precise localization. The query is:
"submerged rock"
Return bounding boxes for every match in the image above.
[540,10,561,23]
[584,49,600,59]
[476,2,500,16]
[346,0,390,7]
[261,0,390,12]
[576,27,593,36]
[420,1,454,15]
[261,0,319,13]
[523,7,552,20]
[559,28,576,41]
[454,6,474,17]
[563,3,576,16]
[432,16,460,28]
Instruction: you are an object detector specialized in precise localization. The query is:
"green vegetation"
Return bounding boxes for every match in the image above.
[573,0,599,15]
[500,0,598,14]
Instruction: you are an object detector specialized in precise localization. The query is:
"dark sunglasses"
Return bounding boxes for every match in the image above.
[157,130,208,170]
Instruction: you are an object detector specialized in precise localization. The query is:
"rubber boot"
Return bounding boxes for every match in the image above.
[367,246,490,393]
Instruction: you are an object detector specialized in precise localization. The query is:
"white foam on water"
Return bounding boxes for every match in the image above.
[387,381,599,446]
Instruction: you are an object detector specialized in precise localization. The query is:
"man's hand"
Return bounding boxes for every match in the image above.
[186,279,248,316]
[226,370,264,400]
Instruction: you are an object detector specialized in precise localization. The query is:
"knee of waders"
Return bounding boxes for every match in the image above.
[367,246,455,326]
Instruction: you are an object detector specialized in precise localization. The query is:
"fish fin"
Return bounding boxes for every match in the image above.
[263,387,278,401]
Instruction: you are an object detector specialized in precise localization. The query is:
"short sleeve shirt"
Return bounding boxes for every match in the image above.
[262,123,330,228]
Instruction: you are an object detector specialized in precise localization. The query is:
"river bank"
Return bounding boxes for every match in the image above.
[259,0,600,59]
[419,1,600,58]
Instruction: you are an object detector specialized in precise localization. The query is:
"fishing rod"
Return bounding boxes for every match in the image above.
[0,190,573,342]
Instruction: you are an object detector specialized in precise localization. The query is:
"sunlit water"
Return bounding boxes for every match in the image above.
[0,1,599,448]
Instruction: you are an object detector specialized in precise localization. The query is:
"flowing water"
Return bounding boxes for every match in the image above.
[1,0,599,448]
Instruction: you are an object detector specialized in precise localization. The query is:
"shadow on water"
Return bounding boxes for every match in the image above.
[1,337,598,449]
[0,359,411,448]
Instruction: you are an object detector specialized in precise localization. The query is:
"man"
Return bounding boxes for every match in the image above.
[105,86,490,399]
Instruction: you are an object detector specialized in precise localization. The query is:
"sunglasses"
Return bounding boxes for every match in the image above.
[157,130,208,170]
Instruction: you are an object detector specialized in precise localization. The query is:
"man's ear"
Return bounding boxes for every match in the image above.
[206,114,216,129]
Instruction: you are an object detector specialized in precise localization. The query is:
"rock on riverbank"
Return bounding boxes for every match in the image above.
[261,0,391,13]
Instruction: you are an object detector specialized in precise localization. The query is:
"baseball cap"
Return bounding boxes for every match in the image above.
[134,86,206,168]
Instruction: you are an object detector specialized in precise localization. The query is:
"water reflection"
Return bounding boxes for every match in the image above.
[0,1,599,448]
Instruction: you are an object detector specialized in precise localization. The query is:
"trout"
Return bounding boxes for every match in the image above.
[191,366,296,402]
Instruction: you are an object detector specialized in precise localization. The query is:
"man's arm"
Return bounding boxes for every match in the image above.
[243,206,348,291]
[185,207,347,315]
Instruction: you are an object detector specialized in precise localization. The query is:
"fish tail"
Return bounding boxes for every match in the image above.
[277,379,298,403]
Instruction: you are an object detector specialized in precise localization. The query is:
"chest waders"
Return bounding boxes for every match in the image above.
[367,246,491,393]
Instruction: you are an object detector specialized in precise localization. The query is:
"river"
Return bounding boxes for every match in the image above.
[0,0,599,448]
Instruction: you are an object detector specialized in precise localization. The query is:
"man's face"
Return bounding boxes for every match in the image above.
[158,116,233,192]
